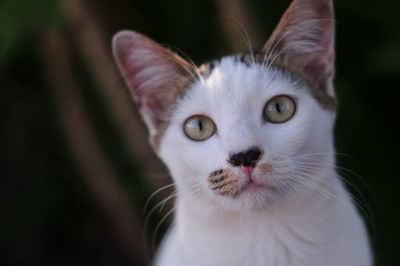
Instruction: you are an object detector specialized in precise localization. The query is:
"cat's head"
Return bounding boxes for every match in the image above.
[113,0,336,212]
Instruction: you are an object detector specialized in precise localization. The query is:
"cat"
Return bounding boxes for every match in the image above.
[112,0,372,265]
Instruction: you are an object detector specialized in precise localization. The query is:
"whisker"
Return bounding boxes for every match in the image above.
[263,18,338,71]
[218,16,255,65]
[293,152,354,158]
[144,190,177,234]
[143,189,176,259]
[161,44,205,84]
[292,166,375,229]
[151,206,176,253]
[288,181,314,209]
[262,19,322,69]
[293,158,377,216]
[294,173,348,209]
[264,42,309,73]
[144,183,176,214]
[143,179,203,256]
[263,24,301,68]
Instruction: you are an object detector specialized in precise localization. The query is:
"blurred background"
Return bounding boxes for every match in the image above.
[1,0,399,265]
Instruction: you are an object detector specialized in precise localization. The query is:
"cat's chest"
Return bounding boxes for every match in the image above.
[156,222,316,266]
[154,185,371,266]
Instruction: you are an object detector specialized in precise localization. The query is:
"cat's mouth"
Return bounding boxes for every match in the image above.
[207,163,277,197]
[241,180,267,192]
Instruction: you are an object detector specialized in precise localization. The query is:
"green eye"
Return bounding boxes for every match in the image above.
[184,115,216,141]
[263,95,296,123]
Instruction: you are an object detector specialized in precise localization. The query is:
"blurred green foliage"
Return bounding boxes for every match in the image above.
[0,0,62,64]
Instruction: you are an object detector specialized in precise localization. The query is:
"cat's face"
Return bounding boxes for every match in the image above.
[158,59,336,211]
[112,0,336,212]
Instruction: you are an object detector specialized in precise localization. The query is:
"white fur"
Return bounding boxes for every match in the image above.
[153,57,372,266]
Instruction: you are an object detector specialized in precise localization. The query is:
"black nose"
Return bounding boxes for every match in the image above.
[228,147,262,167]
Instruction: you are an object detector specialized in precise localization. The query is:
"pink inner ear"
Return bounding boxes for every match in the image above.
[262,0,335,93]
[306,19,335,87]
[113,33,161,106]
[303,58,331,89]
[112,30,193,130]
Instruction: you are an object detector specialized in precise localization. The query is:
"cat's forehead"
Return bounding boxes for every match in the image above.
[181,56,303,111]
[204,56,296,91]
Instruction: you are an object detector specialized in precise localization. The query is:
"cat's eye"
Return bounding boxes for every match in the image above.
[184,115,216,141]
[263,95,296,123]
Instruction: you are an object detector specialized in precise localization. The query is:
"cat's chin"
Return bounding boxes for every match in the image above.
[242,181,267,192]
[227,180,289,212]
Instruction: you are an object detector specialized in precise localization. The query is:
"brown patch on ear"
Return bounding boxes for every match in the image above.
[149,122,169,151]
[208,169,240,197]
[261,0,336,109]
[112,30,197,142]
[312,85,336,110]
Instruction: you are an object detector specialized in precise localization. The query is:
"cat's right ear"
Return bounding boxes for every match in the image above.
[112,31,195,138]
[262,0,336,107]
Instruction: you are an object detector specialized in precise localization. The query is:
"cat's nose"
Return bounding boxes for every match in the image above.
[228,147,262,167]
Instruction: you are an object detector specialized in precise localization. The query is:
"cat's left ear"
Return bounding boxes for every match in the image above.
[112,31,195,145]
[262,0,335,101]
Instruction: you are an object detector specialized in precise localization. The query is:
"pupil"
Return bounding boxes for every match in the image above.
[275,102,282,113]
[198,119,204,131]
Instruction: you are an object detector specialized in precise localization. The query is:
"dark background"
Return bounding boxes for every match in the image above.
[1,0,399,265]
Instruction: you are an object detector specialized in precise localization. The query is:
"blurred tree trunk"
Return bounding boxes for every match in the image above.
[62,0,169,187]
[40,29,147,266]
[217,0,263,52]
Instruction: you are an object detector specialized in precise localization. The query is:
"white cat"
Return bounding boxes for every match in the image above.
[112,0,372,265]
